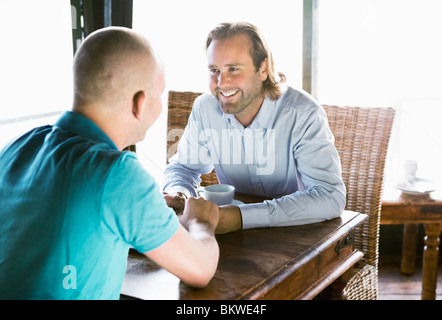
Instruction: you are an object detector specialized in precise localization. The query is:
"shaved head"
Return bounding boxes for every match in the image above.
[73,27,160,110]
[70,27,165,150]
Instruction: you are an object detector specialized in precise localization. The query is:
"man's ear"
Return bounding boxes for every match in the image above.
[260,58,269,82]
[132,90,147,120]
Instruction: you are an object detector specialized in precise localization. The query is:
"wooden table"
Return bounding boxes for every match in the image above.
[381,193,442,300]
[121,193,367,300]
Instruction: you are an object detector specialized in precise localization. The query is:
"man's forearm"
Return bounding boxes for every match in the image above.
[216,205,242,234]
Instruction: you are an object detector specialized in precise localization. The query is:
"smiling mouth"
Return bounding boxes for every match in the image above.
[219,90,239,98]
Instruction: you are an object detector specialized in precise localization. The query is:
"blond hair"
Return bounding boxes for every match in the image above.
[205,22,286,100]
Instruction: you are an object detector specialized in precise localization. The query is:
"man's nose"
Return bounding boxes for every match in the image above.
[217,72,231,88]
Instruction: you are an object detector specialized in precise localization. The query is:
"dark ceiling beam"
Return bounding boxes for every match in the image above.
[70,0,133,54]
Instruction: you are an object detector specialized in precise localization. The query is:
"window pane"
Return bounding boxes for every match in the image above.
[317,0,442,197]
[0,0,73,122]
[318,0,442,105]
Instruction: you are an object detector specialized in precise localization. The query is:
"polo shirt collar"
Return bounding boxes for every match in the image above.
[55,111,119,150]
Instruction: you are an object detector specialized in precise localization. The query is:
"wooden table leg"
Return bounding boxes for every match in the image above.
[401,223,418,275]
[421,223,441,300]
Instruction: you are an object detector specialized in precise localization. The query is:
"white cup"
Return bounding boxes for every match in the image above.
[197,184,235,206]
[403,160,418,182]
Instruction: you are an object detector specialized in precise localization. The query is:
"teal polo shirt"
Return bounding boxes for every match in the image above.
[0,111,179,299]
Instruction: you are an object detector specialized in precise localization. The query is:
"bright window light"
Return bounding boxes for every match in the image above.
[0,0,73,148]
[317,0,442,197]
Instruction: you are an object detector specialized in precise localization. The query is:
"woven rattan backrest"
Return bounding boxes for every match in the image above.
[322,105,395,267]
[167,91,218,186]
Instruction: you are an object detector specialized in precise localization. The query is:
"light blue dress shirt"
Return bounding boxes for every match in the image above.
[164,86,346,229]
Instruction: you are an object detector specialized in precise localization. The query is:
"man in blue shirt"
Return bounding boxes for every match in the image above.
[0,27,219,299]
[163,22,346,234]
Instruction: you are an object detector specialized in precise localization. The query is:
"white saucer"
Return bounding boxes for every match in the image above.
[231,199,244,205]
[395,178,436,195]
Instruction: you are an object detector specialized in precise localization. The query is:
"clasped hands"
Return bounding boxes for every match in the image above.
[163,192,242,234]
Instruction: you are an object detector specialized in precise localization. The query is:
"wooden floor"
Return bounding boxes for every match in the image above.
[378,253,442,300]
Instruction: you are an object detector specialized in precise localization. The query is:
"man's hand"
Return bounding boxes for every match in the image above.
[180,197,219,233]
[164,191,242,234]
[163,192,187,214]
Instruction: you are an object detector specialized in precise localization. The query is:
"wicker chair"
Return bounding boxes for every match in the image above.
[166,91,218,186]
[322,105,395,300]
[167,91,396,299]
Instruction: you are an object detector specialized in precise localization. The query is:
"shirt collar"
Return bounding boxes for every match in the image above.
[55,111,119,150]
[221,96,275,130]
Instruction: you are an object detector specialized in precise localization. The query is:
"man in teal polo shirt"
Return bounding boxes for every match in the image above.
[0,27,219,299]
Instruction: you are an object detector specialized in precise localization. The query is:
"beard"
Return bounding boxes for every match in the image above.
[214,79,263,116]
